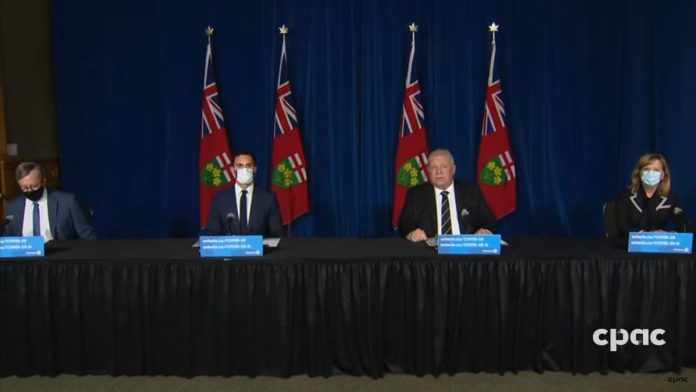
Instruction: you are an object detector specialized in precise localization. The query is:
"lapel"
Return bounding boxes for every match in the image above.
[655,196,671,211]
[15,200,27,233]
[425,183,437,235]
[47,190,58,238]
[248,189,259,230]
[453,181,469,231]
[629,193,642,213]
[230,188,240,234]
[631,190,671,213]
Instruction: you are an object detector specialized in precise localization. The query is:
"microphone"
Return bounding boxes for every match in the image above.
[226,212,236,235]
[2,215,13,236]
[674,207,694,233]
[460,208,471,234]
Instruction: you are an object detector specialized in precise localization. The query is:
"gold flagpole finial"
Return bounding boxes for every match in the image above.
[205,26,214,45]
[409,22,418,44]
[488,22,499,44]
[279,24,289,35]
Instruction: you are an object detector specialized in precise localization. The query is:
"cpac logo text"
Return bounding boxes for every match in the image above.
[592,329,666,352]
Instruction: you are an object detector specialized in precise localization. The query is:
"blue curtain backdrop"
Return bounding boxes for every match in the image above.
[52,0,696,238]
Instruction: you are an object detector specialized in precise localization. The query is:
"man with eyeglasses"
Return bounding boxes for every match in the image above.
[4,161,96,240]
[205,152,284,237]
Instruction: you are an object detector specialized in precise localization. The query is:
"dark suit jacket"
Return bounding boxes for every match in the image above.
[616,187,694,237]
[5,189,96,240]
[398,180,497,237]
[205,185,285,237]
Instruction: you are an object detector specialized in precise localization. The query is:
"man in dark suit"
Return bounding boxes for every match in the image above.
[398,149,497,242]
[205,152,284,237]
[5,162,96,240]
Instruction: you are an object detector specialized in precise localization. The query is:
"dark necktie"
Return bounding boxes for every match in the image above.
[239,190,248,234]
[440,191,452,235]
[33,202,41,236]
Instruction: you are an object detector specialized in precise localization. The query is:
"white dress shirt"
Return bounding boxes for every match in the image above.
[433,183,461,235]
[22,188,53,242]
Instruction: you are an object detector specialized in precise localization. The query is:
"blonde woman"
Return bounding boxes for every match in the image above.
[616,153,693,237]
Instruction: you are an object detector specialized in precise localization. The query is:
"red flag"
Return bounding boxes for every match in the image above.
[392,33,430,228]
[271,33,309,225]
[477,32,516,218]
[199,39,235,228]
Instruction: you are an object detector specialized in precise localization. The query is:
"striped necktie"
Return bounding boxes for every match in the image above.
[440,191,452,235]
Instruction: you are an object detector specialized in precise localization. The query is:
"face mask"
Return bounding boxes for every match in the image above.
[236,168,254,185]
[641,170,662,187]
[24,187,44,202]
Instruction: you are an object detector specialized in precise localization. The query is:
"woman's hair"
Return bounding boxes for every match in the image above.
[630,153,671,196]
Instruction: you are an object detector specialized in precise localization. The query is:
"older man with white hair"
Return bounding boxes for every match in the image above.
[398,149,497,242]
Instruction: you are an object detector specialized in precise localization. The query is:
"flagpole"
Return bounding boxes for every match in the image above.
[487,22,499,85]
[278,24,292,238]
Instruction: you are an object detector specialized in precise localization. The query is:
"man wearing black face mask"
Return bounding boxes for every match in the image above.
[4,162,96,241]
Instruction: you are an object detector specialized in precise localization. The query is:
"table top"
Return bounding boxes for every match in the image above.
[0,236,691,264]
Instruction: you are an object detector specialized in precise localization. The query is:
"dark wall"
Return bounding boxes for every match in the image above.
[1,0,58,160]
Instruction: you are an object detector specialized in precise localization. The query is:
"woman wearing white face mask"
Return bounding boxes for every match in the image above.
[615,153,694,237]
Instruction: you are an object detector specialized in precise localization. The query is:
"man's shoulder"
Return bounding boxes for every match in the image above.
[409,182,434,194]
[212,186,236,200]
[6,195,24,210]
[48,189,76,200]
[252,186,277,203]
[453,180,479,194]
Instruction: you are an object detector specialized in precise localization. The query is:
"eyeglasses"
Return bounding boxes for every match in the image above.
[21,184,42,192]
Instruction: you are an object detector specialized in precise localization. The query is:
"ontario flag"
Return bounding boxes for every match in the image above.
[199,39,235,228]
[392,33,430,228]
[477,30,516,218]
[271,33,309,225]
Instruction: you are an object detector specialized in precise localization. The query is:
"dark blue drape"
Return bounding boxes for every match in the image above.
[52,0,696,238]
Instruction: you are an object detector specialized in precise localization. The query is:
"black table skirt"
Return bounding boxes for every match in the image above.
[1,237,694,377]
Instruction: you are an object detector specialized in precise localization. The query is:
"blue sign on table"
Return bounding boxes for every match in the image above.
[0,236,45,258]
[199,235,263,258]
[628,232,692,254]
[437,234,501,255]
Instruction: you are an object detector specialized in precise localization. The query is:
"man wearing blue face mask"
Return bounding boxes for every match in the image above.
[205,152,284,237]
[615,153,694,237]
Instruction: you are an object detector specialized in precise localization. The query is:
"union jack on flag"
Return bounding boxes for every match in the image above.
[400,42,425,137]
[392,27,430,228]
[482,46,507,137]
[477,27,517,219]
[271,29,309,225]
[199,39,235,228]
[274,42,298,136]
[202,45,226,137]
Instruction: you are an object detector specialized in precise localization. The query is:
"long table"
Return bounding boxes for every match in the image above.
[1,237,695,377]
